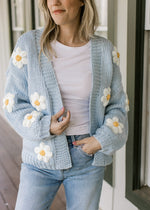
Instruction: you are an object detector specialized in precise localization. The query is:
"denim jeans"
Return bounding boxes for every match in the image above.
[15,133,105,210]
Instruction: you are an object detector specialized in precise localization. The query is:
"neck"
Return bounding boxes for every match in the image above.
[57,15,86,46]
[58,25,80,44]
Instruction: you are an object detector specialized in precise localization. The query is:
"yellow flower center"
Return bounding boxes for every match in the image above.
[34,100,40,106]
[107,94,110,101]
[5,99,9,106]
[117,52,120,58]
[27,115,33,120]
[113,121,119,127]
[40,150,45,156]
[16,55,22,61]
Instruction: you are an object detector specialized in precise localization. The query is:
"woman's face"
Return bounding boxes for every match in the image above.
[47,0,84,26]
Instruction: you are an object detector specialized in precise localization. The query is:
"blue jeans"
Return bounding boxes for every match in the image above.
[15,133,105,210]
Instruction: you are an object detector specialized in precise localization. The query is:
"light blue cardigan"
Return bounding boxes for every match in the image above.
[3,28,129,170]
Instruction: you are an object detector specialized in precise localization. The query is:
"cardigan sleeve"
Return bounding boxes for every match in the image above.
[3,35,56,141]
[92,41,129,159]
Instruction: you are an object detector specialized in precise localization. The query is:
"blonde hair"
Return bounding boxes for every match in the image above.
[38,0,99,61]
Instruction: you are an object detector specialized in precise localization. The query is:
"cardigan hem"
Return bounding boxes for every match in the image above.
[92,152,113,166]
[21,150,113,170]
[22,152,73,170]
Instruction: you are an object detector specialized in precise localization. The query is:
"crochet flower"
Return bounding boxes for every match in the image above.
[3,93,15,113]
[30,92,46,111]
[112,46,120,66]
[12,47,27,69]
[106,117,124,134]
[101,87,111,106]
[23,111,41,128]
[34,142,53,163]
[125,93,130,112]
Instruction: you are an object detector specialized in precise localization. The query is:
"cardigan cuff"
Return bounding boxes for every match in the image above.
[93,131,114,156]
[38,115,56,139]
[92,132,114,166]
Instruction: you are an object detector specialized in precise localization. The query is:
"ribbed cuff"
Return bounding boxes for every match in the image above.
[38,115,56,139]
[93,130,114,156]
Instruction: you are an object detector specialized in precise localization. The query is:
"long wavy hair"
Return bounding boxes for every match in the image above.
[38,0,99,61]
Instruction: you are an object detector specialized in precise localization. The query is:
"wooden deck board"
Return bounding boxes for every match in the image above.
[0,115,66,210]
[0,192,9,210]
[0,160,17,210]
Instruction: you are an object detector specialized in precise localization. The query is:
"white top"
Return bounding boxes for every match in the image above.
[51,40,92,135]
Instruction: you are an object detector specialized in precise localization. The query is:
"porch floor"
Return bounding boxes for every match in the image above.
[0,115,66,210]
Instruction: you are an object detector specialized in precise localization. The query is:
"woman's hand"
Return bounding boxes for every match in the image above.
[50,107,71,135]
[73,136,102,155]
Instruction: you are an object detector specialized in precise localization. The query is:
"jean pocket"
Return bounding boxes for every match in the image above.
[76,145,94,158]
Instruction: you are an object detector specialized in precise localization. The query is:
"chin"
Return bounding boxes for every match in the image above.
[52,20,66,26]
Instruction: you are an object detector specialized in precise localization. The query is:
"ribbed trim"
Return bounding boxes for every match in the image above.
[22,151,72,170]
[92,152,113,166]
[89,37,103,135]
[38,115,53,139]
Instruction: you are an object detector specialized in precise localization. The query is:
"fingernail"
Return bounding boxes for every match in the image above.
[73,141,77,145]
[61,107,64,111]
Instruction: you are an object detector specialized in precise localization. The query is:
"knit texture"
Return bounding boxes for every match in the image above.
[2,28,129,169]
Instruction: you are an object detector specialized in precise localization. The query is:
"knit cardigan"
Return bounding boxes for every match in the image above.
[3,28,129,170]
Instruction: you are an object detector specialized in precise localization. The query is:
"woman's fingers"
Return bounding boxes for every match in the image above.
[50,108,71,135]
[59,110,71,128]
[73,138,87,145]
[53,107,65,121]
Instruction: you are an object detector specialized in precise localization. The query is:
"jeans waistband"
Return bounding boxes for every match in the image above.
[66,133,90,145]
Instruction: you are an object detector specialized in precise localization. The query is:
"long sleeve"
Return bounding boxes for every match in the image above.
[93,42,129,156]
[2,36,55,141]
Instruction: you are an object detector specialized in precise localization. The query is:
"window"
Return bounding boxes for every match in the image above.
[11,0,24,30]
[34,0,44,29]
[95,0,108,38]
[10,0,25,43]
[9,0,33,49]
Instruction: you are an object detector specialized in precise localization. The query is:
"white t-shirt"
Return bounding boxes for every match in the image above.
[51,40,92,135]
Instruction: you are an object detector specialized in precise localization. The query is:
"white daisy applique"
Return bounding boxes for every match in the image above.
[112,46,120,66]
[23,111,41,128]
[106,116,124,134]
[30,92,46,111]
[3,93,15,113]
[101,87,111,107]
[34,142,53,163]
[12,47,27,69]
[125,93,130,112]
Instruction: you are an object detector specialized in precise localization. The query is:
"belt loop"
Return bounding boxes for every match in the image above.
[71,135,75,142]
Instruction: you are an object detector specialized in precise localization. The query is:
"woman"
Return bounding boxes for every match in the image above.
[3,0,129,209]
